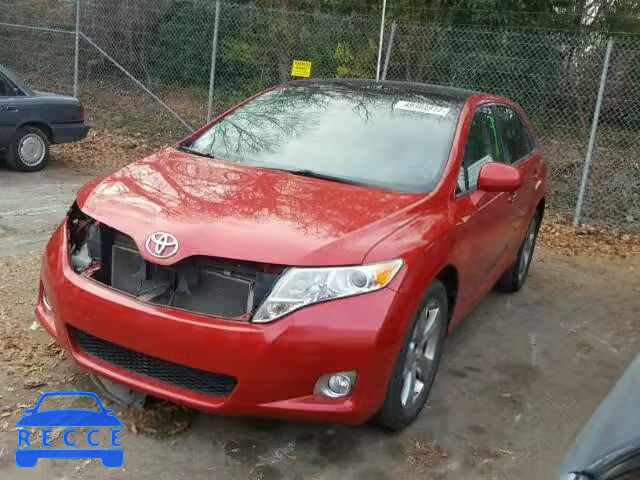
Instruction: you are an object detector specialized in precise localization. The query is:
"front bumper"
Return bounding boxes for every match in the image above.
[36,223,411,424]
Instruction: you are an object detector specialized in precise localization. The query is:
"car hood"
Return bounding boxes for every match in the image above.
[77,148,426,266]
[16,410,122,428]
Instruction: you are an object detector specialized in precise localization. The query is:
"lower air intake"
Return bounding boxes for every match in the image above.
[71,327,237,397]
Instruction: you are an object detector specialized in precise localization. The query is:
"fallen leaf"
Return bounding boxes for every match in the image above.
[23,381,47,390]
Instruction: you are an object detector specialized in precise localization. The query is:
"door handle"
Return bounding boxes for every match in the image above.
[0,105,18,112]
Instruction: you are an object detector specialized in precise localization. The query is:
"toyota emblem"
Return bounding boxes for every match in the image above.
[145,232,179,259]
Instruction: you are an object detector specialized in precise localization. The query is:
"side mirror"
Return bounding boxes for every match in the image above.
[477,163,522,193]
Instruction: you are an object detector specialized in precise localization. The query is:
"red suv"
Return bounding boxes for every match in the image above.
[37,80,547,429]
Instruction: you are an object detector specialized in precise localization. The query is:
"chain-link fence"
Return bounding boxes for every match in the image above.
[383,23,640,230]
[0,0,639,231]
[75,0,380,139]
[580,37,640,228]
[0,0,75,95]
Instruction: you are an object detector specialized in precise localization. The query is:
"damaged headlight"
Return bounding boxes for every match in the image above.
[252,259,404,323]
[67,204,102,274]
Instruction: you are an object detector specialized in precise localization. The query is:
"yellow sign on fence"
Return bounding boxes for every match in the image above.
[291,60,312,78]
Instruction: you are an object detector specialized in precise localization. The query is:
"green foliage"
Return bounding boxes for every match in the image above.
[142,0,640,93]
[152,1,214,86]
[83,0,640,131]
[335,40,378,79]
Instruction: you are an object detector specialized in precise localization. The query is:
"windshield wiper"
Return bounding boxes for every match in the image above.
[172,152,370,188]
[175,144,215,159]
[273,168,371,187]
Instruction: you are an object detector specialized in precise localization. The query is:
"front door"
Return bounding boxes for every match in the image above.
[451,105,521,308]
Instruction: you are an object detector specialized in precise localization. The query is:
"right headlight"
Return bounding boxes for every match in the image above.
[253,259,404,323]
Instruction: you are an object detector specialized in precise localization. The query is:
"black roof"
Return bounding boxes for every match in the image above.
[287,78,478,104]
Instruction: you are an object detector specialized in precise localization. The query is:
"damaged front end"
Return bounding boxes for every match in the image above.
[67,204,283,321]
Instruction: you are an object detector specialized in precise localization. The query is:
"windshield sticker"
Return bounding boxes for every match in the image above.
[394,101,450,117]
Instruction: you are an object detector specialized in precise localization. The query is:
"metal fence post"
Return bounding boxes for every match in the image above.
[573,37,614,227]
[73,0,80,97]
[207,0,221,122]
[375,0,387,81]
[382,21,397,81]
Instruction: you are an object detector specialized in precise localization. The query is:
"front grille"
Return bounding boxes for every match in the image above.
[172,270,253,318]
[71,328,237,397]
[68,219,283,320]
[109,233,255,318]
[111,243,148,295]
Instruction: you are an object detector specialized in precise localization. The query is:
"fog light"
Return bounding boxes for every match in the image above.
[328,374,352,395]
[42,292,52,311]
[314,371,357,398]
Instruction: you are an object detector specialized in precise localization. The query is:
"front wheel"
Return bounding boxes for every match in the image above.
[496,213,540,293]
[375,280,448,430]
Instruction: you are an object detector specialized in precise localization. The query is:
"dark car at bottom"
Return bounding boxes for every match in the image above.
[36,80,547,430]
[0,64,89,171]
[559,355,640,480]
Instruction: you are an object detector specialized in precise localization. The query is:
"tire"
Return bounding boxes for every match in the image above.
[6,126,50,172]
[496,213,540,293]
[375,279,448,431]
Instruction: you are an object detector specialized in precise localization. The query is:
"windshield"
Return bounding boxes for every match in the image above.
[186,83,462,193]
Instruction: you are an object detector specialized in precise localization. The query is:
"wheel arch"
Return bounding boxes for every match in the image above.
[16,121,53,142]
[435,264,459,330]
[536,197,546,219]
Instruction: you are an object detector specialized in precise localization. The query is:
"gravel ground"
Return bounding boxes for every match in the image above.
[0,137,639,479]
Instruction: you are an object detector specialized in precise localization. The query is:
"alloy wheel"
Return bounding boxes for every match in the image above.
[518,217,538,283]
[18,133,46,167]
[401,300,441,409]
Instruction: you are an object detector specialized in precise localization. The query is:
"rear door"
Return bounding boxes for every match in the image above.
[493,104,542,244]
[0,72,22,145]
[453,105,519,297]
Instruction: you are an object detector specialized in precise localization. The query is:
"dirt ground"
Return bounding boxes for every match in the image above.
[0,138,639,479]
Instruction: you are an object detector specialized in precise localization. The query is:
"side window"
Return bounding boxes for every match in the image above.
[458,106,500,194]
[0,74,23,97]
[0,75,9,97]
[494,105,534,163]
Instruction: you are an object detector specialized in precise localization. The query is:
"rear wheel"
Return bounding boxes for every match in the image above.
[6,126,50,172]
[496,213,540,293]
[375,280,448,430]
